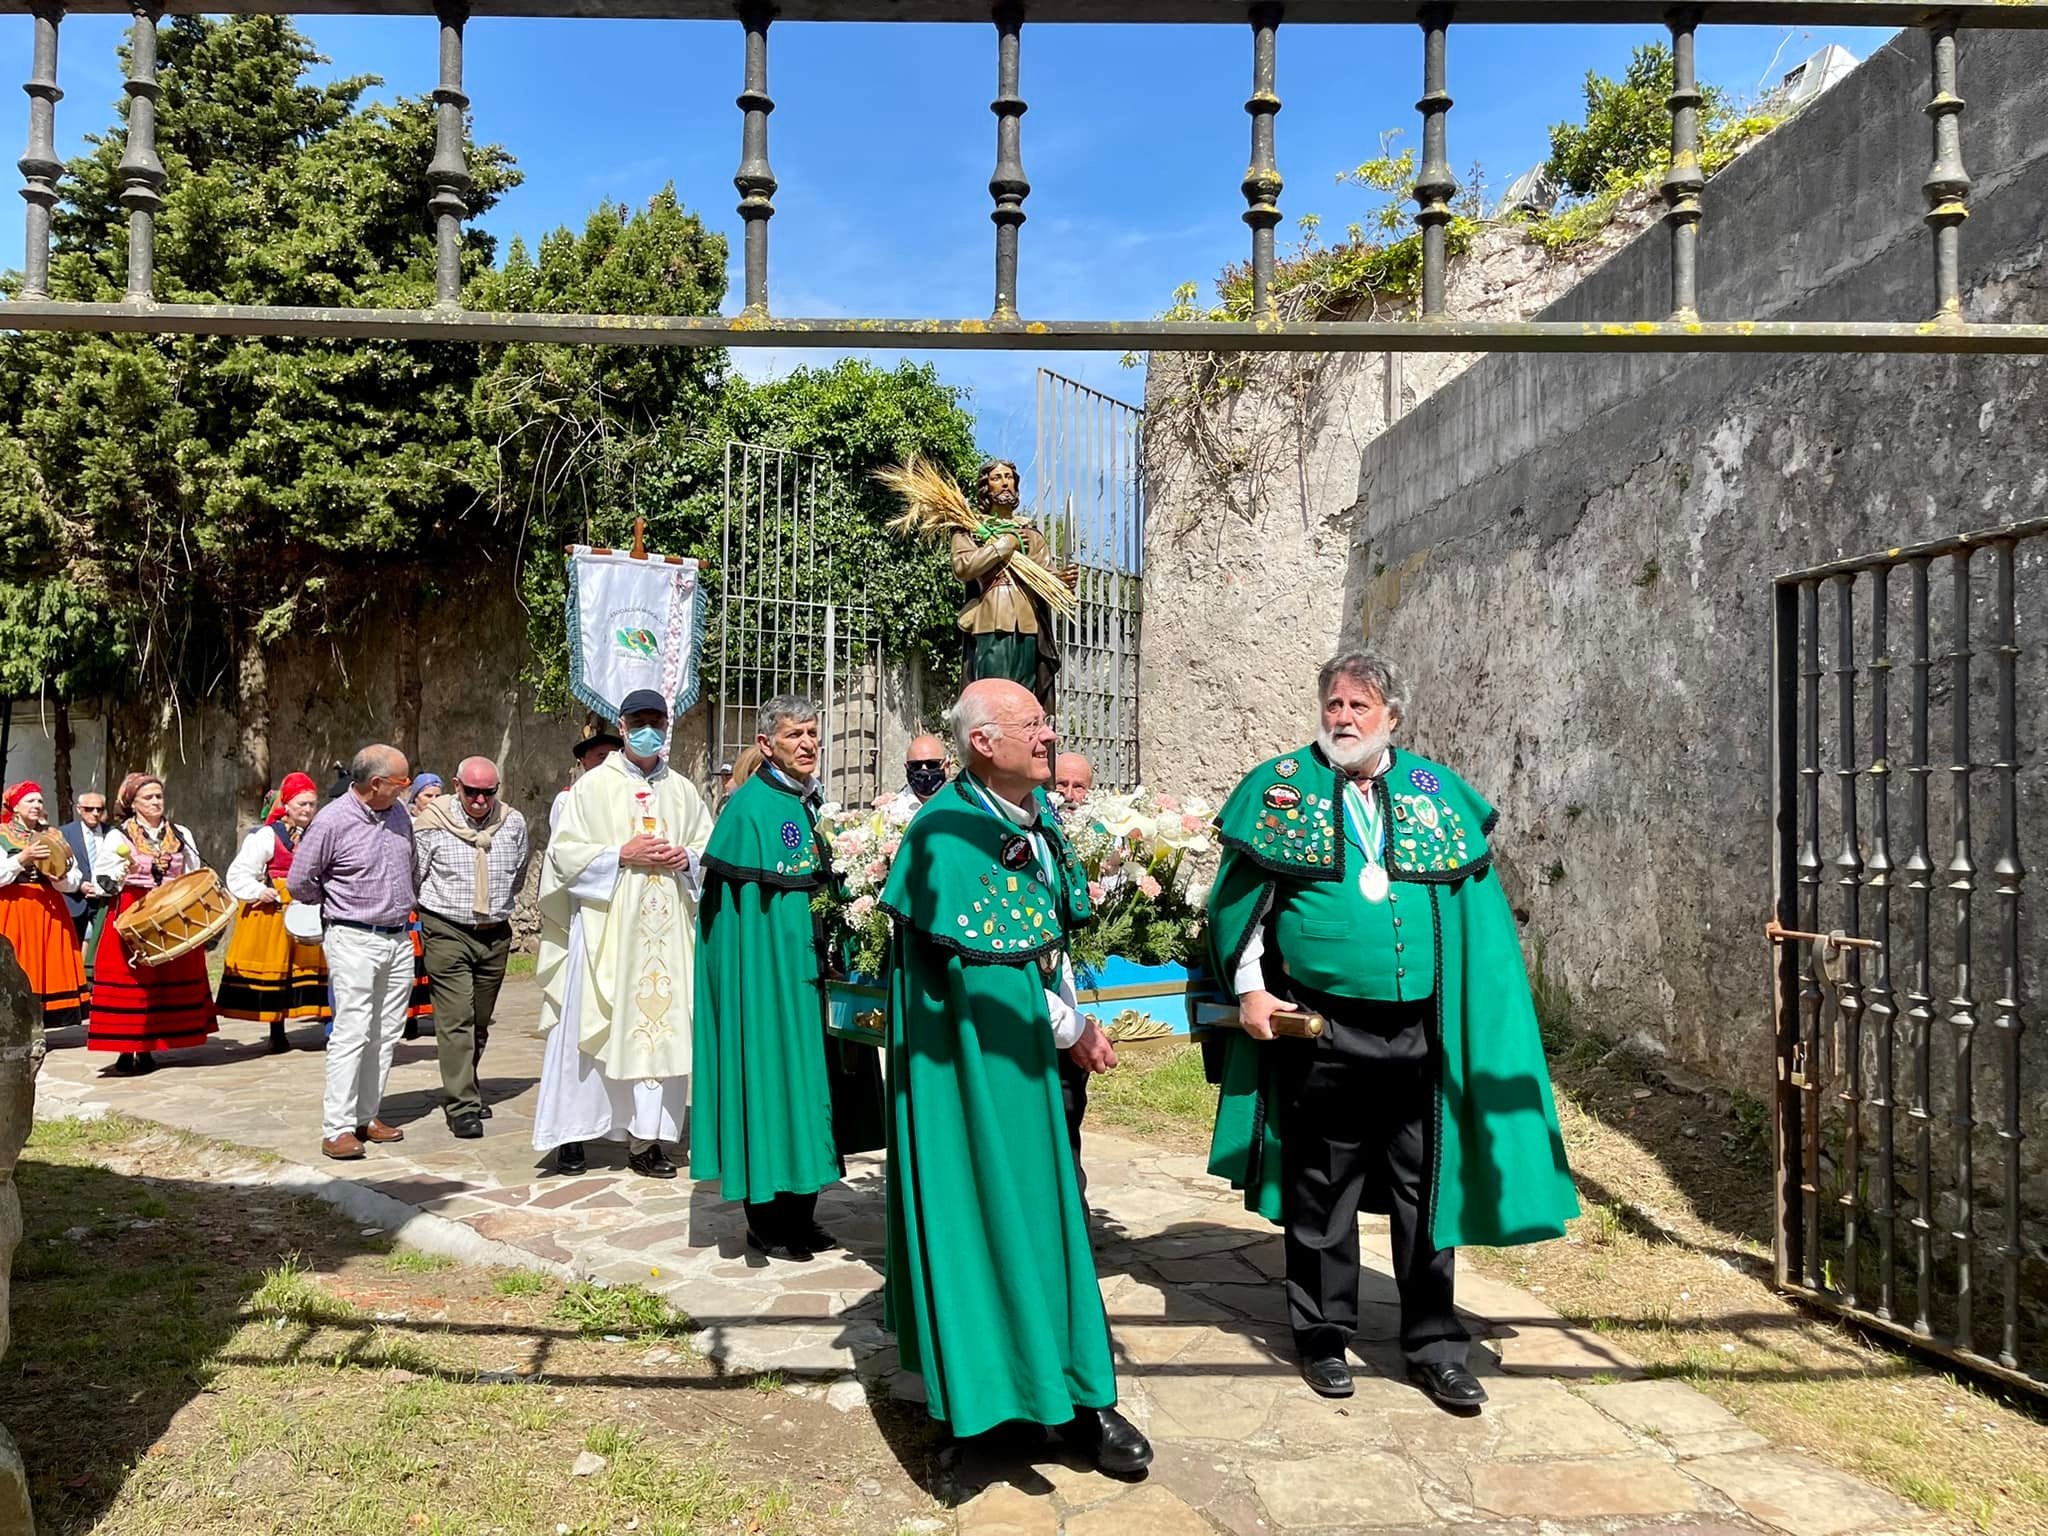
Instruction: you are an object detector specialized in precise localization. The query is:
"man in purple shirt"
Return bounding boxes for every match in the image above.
[289,743,418,1160]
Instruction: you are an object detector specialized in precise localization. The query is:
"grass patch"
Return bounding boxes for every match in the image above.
[491,1268,552,1297]
[1086,1040,1216,1146]
[384,1249,455,1275]
[550,1280,694,1341]
[249,1255,360,1325]
[505,950,536,977]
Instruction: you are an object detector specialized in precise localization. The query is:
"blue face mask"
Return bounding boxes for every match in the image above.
[626,726,666,757]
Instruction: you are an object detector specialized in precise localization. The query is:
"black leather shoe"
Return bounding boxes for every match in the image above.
[1056,1406,1152,1477]
[478,1103,494,1119]
[448,1114,484,1140]
[1409,1361,1488,1413]
[1302,1356,1355,1398]
[627,1143,678,1180]
[795,1222,838,1253]
[745,1229,816,1262]
[555,1141,587,1176]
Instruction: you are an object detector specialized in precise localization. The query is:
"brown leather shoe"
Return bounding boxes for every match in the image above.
[322,1132,365,1160]
[357,1119,405,1144]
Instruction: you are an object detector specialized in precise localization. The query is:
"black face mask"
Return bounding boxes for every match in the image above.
[906,762,947,799]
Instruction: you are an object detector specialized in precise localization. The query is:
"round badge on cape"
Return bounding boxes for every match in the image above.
[999,835,1035,872]
[779,820,803,850]
[1275,757,1299,779]
[1408,767,1442,794]
[1263,784,1302,811]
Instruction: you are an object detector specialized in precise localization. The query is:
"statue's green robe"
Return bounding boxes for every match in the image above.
[1204,743,1579,1251]
[879,777,1115,1436]
[690,770,883,1203]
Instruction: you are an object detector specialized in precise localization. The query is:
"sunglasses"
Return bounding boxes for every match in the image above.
[459,783,499,798]
[906,759,945,772]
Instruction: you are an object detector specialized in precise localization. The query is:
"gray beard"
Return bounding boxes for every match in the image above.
[1319,725,1390,774]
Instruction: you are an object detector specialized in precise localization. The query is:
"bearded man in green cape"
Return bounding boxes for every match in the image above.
[1204,652,1577,1412]
[691,695,885,1261]
[879,679,1148,1475]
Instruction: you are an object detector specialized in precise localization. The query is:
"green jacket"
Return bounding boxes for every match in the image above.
[1203,743,1578,1250]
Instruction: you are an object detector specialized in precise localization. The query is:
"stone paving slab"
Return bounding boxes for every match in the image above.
[34,980,1939,1536]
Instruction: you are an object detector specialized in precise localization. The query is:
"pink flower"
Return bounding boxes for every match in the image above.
[1136,875,1163,901]
[848,895,877,923]
[1181,814,1204,835]
[1156,794,1181,812]
[834,834,863,859]
[1087,880,1106,903]
[866,859,889,880]
[883,836,902,858]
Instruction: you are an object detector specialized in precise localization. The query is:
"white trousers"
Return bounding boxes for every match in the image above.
[322,924,411,1140]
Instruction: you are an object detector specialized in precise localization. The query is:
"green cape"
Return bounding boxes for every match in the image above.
[689,770,883,1203]
[1204,744,1579,1250]
[878,777,1114,1434]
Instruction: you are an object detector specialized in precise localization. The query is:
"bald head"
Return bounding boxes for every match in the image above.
[455,755,502,821]
[949,680,1054,801]
[907,733,945,762]
[1054,752,1094,806]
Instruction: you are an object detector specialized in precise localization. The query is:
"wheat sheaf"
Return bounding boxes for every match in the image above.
[876,458,1078,619]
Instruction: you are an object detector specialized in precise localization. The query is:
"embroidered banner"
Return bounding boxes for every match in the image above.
[565,546,706,722]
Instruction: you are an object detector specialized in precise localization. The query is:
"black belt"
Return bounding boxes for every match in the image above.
[328,917,409,936]
[421,908,511,935]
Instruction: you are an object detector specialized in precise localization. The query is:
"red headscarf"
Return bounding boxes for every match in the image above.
[0,781,40,825]
[266,771,318,823]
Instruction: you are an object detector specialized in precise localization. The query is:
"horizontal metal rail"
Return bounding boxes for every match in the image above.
[6,302,2048,353]
[24,1,2048,24]
[1776,512,2048,583]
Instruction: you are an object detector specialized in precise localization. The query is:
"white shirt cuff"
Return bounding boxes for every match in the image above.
[1232,926,1268,999]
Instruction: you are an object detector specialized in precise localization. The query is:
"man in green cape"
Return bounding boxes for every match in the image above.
[879,679,1148,1475]
[1204,652,1578,1411]
[692,696,885,1261]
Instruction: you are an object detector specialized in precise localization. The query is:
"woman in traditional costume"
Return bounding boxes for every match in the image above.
[88,772,217,1075]
[216,772,329,1052]
[0,782,89,1031]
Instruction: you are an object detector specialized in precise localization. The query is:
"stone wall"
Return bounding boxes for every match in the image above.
[1342,29,2048,1100]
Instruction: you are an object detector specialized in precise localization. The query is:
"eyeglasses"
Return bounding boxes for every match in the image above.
[460,783,499,799]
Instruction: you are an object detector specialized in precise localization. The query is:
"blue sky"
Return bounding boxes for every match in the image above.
[4,11,1888,462]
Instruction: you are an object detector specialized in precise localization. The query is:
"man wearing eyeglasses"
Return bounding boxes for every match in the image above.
[60,790,116,975]
[415,755,532,1139]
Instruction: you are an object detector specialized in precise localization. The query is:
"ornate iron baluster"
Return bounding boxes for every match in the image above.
[1242,2,1282,321]
[1833,573,1865,1305]
[427,0,472,309]
[736,0,777,319]
[1414,4,1455,320]
[989,1,1028,322]
[1866,565,1900,1321]
[1987,538,2024,1369]
[1903,554,1937,1336]
[17,2,63,302]
[1798,578,1824,1288]
[118,2,165,304]
[1923,21,1969,324]
[1661,9,1703,321]
[1945,547,1977,1353]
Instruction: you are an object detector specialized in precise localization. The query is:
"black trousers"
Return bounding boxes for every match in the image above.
[1059,1049,1089,1195]
[745,1191,819,1245]
[1274,994,1467,1368]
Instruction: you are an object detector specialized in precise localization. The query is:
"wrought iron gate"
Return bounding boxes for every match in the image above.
[1037,370,1144,789]
[715,442,882,808]
[1770,518,2047,1394]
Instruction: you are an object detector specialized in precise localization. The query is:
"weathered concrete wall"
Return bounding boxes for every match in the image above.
[0,945,40,1535]
[1345,27,2048,1100]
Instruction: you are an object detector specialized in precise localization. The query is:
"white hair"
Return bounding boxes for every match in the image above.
[947,691,1003,748]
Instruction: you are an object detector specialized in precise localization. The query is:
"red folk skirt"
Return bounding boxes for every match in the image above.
[0,880,88,1030]
[87,885,219,1053]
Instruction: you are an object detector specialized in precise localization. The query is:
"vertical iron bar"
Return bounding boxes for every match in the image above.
[735,0,776,318]
[1989,538,2024,1369]
[1773,578,1804,1291]
[1661,9,1703,321]
[17,2,62,301]
[427,0,471,309]
[1866,565,1899,1321]
[989,1,1028,322]
[118,3,164,303]
[1413,4,1456,320]
[1946,547,1977,1353]
[1923,20,1970,324]
[1904,555,1937,1335]
[1242,2,1283,321]
[1798,579,1825,1288]
[1834,574,1866,1306]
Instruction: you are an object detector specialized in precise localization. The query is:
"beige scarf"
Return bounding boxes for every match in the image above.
[422,793,506,919]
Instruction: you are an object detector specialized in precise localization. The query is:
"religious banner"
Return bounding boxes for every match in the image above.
[565,544,707,722]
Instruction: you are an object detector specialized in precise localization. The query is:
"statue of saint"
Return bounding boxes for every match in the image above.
[949,460,1077,712]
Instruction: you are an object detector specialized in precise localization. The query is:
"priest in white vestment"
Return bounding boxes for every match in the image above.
[534,688,715,1178]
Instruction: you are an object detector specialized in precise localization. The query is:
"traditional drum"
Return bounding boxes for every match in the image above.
[112,869,235,967]
[22,829,71,882]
